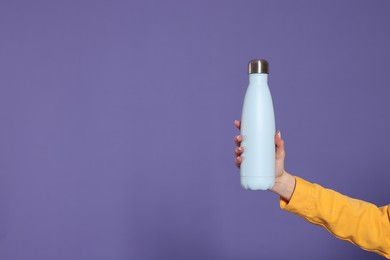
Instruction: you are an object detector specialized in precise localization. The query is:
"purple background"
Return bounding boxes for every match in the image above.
[0,1,389,259]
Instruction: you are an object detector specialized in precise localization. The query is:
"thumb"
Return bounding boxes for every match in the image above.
[275,131,285,160]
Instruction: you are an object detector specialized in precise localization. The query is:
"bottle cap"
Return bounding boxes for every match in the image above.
[248,59,269,74]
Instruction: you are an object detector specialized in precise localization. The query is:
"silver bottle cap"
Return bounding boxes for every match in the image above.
[248,59,269,74]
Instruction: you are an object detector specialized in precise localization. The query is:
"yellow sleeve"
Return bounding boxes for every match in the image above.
[280,177,390,259]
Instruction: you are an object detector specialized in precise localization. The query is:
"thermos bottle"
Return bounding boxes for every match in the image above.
[240,59,275,190]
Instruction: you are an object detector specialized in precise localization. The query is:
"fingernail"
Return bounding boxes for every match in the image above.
[277,131,281,138]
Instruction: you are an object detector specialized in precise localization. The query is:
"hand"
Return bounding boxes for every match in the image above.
[234,120,285,178]
[234,120,295,200]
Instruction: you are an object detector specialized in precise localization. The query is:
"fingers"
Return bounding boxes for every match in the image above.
[234,121,243,168]
[235,156,242,168]
[275,130,286,160]
[234,134,242,147]
[234,120,241,130]
[234,120,242,146]
[234,146,243,157]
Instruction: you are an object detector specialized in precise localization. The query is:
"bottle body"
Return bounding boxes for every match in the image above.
[240,74,275,190]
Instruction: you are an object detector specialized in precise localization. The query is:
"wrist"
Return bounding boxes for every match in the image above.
[271,171,296,201]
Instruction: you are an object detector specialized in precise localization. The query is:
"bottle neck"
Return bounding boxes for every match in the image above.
[249,73,268,85]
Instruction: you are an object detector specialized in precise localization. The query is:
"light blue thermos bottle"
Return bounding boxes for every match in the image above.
[240,59,275,190]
